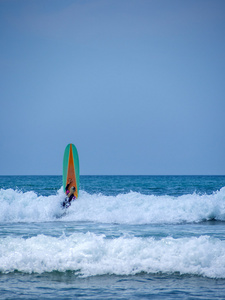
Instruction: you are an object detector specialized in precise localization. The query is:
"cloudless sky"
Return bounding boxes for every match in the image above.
[0,0,225,175]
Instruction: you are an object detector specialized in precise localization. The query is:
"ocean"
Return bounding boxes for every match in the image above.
[0,175,225,299]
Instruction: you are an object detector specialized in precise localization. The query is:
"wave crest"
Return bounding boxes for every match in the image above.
[0,187,225,224]
[0,233,225,278]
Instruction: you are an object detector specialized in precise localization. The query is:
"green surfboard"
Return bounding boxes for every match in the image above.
[63,143,79,198]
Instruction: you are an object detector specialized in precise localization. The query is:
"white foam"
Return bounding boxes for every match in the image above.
[1,187,225,224]
[0,188,64,222]
[0,233,225,278]
[63,187,225,224]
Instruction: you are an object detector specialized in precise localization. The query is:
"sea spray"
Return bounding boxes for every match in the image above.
[1,187,225,224]
[0,233,225,278]
[0,188,64,222]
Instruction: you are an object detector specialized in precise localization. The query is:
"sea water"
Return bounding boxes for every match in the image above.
[0,175,225,299]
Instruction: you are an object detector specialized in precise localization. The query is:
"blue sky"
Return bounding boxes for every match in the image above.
[0,0,225,175]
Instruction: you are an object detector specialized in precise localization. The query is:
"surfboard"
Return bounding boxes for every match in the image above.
[63,143,79,199]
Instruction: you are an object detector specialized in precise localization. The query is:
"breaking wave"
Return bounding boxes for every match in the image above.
[0,187,225,224]
[0,233,225,278]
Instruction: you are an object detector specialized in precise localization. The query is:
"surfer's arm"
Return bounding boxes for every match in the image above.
[65,182,71,193]
[65,187,69,195]
[65,179,73,191]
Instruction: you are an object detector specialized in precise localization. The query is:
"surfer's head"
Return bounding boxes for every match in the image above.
[70,186,76,193]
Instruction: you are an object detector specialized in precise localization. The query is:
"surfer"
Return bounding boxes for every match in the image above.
[62,180,76,208]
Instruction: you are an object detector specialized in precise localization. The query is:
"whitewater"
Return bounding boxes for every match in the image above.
[1,186,225,224]
[1,232,225,278]
[1,175,225,299]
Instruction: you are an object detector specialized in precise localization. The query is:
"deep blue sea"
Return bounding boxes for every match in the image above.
[1,175,225,299]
